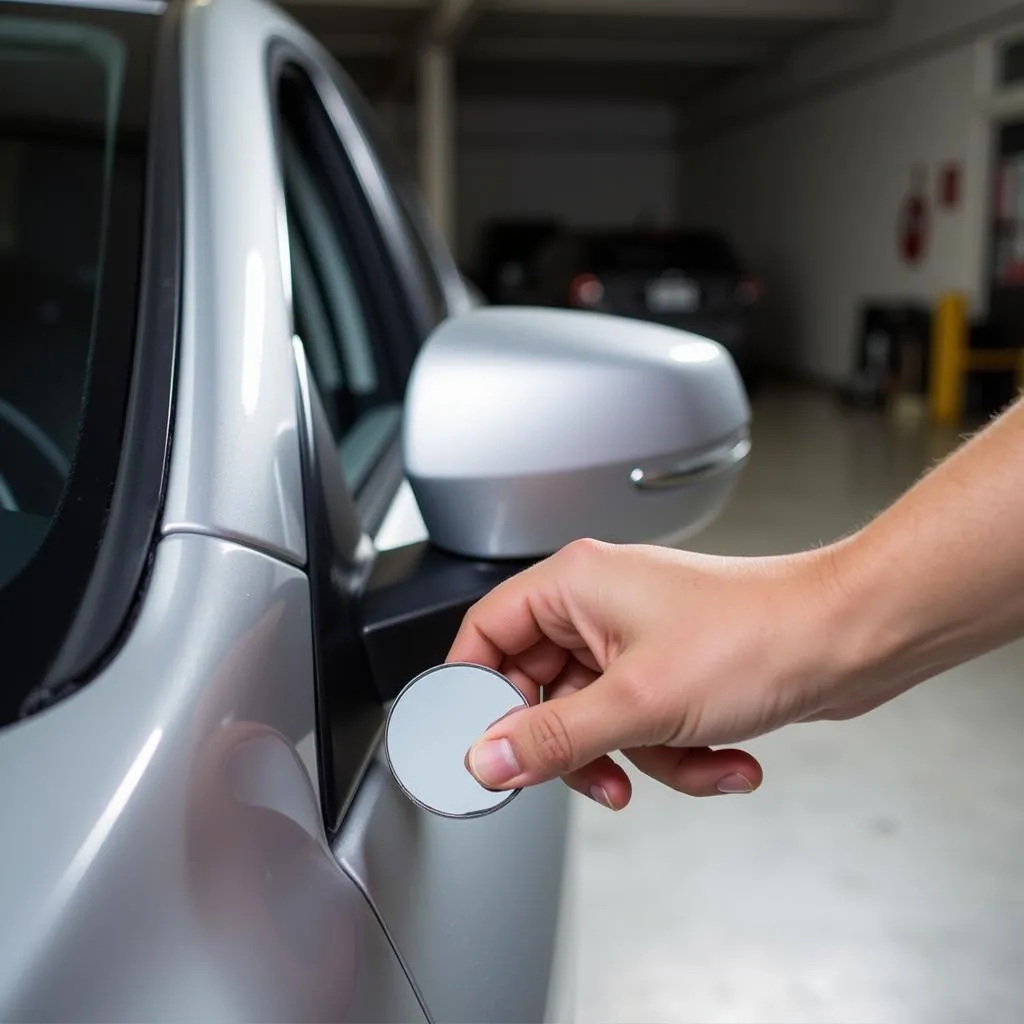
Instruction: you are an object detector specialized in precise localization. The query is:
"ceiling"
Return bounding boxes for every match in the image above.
[284,0,887,103]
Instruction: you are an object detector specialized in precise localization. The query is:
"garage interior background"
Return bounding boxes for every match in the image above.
[286,0,1024,390]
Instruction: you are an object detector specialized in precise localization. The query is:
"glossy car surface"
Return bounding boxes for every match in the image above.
[0,0,573,1019]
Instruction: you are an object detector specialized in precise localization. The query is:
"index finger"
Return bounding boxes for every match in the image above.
[447,558,563,668]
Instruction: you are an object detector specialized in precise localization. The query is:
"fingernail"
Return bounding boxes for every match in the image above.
[716,773,754,795]
[467,738,520,789]
[589,785,616,810]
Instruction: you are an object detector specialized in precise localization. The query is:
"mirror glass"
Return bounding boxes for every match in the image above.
[384,664,527,818]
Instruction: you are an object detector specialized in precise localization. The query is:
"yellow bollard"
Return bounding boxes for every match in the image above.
[930,291,969,425]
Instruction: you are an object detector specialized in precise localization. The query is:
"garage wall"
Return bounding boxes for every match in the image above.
[683,0,1024,383]
[377,99,683,269]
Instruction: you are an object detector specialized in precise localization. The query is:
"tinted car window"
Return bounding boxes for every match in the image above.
[278,66,405,494]
[0,6,155,721]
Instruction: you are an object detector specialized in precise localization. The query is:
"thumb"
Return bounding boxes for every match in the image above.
[465,664,652,790]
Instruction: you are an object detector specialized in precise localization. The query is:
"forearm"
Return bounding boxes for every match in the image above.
[831,398,1024,687]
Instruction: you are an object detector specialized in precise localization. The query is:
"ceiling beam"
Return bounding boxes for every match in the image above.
[317,32,400,56]
[290,0,882,20]
[323,33,774,67]
[462,36,773,65]
[486,0,881,18]
[282,0,421,7]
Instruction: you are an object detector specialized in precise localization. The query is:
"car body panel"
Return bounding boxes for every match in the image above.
[168,2,574,1018]
[0,0,575,1017]
[0,534,423,1022]
[646,313,749,363]
[162,0,309,565]
[335,762,571,1024]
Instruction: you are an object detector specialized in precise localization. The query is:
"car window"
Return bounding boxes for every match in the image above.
[0,6,157,722]
[0,22,121,580]
[277,66,405,494]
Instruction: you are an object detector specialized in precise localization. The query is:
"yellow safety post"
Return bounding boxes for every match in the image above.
[930,291,969,425]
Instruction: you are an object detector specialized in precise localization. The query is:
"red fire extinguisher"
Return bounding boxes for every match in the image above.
[899,168,929,266]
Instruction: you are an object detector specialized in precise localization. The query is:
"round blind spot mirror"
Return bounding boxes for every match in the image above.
[384,663,528,819]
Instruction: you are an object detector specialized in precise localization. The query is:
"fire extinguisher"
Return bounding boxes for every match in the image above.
[899,169,929,266]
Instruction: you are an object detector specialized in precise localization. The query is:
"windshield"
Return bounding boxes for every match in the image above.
[0,3,159,723]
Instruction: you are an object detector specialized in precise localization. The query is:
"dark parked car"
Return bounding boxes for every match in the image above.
[531,227,762,381]
[474,218,562,305]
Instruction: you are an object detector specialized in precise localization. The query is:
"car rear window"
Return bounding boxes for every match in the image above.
[0,3,158,723]
[585,231,740,276]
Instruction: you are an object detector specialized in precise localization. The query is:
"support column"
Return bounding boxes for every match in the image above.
[417,42,455,247]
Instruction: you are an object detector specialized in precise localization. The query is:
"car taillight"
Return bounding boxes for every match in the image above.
[569,273,605,308]
[736,277,762,305]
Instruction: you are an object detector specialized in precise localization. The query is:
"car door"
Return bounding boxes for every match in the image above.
[266,39,575,1024]
[0,3,429,1018]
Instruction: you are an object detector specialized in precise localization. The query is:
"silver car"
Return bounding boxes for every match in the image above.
[0,0,750,1019]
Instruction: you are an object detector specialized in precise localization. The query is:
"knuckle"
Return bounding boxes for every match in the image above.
[560,537,608,570]
[526,708,577,776]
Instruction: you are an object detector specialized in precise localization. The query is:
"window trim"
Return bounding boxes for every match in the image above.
[267,43,439,829]
[313,54,455,341]
[292,335,384,833]
[41,0,182,693]
[270,43,427,366]
[2,3,180,723]
[269,45,423,493]
[269,38,471,531]
[331,74,471,323]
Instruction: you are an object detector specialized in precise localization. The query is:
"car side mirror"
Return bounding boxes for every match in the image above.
[403,307,750,559]
[358,308,750,702]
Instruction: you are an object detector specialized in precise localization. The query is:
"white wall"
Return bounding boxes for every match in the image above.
[683,0,1024,383]
[378,99,683,267]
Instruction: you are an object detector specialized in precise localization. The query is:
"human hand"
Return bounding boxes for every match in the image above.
[449,398,1024,810]
[449,538,875,810]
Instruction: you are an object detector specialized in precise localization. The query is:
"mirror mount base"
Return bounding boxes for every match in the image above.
[359,542,533,703]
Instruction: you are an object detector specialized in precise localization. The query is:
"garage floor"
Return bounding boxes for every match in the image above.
[572,386,1024,1024]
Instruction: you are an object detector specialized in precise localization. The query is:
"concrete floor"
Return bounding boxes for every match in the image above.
[573,387,1024,1024]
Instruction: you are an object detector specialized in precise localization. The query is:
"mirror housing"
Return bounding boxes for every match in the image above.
[403,307,750,559]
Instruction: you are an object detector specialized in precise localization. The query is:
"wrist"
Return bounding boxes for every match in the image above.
[782,533,912,713]
[811,527,920,694]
